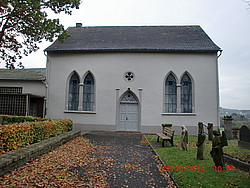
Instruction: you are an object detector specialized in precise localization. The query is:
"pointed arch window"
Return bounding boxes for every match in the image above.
[83,73,95,111]
[68,72,79,110]
[181,74,192,113]
[165,74,177,113]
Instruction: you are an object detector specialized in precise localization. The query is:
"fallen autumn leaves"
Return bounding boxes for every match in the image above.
[0,135,175,187]
[0,137,109,187]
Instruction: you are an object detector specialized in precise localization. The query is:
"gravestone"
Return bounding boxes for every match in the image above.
[223,116,233,140]
[238,125,250,149]
[180,125,188,151]
[210,130,225,167]
[232,127,240,140]
[196,122,206,160]
[207,123,213,141]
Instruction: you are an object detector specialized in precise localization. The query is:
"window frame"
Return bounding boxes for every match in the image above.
[164,73,177,113]
[162,71,195,116]
[83,72,95,111]
[67,71,80,111]
[65,71,96,114]
[180,73,193,113]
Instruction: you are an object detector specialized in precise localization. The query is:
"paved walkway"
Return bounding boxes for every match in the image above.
[0,131,173,187]
[80,131,170,187]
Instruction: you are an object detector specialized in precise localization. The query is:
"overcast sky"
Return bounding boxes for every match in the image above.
[1,0,250,110]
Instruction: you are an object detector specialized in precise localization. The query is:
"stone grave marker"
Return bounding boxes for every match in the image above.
[238,125,250,149]
[223,116,233,140]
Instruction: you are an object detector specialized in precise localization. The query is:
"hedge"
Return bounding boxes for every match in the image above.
[0,115,43,124]
[0,119,73,154]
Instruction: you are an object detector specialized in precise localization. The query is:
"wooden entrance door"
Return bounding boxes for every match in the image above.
[119,93,138,131]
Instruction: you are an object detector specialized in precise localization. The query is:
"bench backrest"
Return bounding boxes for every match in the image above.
[163,127,174,136]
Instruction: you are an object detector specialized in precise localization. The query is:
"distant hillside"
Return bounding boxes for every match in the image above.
[219,107,250,119]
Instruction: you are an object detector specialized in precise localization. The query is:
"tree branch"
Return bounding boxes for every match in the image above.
[0,0,81,68]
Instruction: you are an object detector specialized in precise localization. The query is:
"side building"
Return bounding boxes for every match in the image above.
[0,68,46,118]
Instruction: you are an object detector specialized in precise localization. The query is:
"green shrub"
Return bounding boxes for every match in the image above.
[0,115,43,124]
[0,119,73,153]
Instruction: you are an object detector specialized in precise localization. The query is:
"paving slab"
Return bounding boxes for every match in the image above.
[77,131,169,187]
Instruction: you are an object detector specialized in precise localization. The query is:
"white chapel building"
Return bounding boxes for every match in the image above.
[44,25,222,135]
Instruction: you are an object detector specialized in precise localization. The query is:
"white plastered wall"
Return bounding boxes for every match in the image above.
[0,80,46,97]
[46,52,219,135]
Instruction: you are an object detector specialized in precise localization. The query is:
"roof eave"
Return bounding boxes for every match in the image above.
[46,48,221,53]
[0,78,46,81]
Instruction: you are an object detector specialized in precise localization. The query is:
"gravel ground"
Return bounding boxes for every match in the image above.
[83,131,172,187]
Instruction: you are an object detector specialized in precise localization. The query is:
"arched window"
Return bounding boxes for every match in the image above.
[181,73,192,113]
[165,74,177,113]
[83,73,95,111]
[68,72,79,110]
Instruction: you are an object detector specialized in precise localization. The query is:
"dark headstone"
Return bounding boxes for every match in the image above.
[221,131,228,147]
[239,125,250,142]
[238,125,250,149]
[196,134,206,160]
[207,123,213,141]
[198,122,204,134]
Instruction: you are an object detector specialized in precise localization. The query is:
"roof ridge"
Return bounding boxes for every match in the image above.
[68,25,201,28]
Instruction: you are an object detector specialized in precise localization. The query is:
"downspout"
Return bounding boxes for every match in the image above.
[25,94,29,116]
[216,50,223,130]
[42,80,48,118]
[43,50,50,118]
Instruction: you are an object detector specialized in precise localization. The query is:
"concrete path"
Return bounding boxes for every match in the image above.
[78,131,170,187]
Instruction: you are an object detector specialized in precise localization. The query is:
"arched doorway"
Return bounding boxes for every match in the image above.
[119,91,139,131]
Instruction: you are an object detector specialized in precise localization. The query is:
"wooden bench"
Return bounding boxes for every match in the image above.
[156,124,175,147]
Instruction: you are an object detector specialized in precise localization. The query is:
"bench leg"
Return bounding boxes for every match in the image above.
[162,140,165,147]
[157,136,160,142]
[170,138,174,147]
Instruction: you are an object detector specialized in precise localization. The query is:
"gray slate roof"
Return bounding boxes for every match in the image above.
[45,26,221,52]
[0,68,46,81]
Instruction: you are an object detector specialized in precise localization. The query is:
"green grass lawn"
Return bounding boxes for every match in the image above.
[223,141,250,162]
[145,135,250,188]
